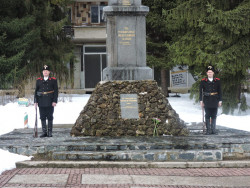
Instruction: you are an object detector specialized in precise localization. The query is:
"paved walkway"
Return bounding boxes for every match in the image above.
[1,167,250,188]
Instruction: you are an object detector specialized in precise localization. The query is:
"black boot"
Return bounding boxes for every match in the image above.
[211,119,217,134]
[40,120,47,138]
[205,118,211,135]
[48,120,53,137]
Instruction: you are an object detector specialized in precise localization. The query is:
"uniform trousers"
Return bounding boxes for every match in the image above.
[39,107,54,121]
[205,107,218,119]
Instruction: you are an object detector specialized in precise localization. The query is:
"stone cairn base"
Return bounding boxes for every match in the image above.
[71,80,189,137]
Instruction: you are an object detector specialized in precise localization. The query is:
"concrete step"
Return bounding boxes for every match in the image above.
[2,128,250,162]
[53,124,74,128]
[52,149,222,162]
[15,160,250,169]
[64,142,219,152]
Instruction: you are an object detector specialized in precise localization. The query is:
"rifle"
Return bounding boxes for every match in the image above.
[33,105,38,138]
[201,89,206,134]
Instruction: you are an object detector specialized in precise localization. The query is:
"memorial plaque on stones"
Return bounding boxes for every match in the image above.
[120,94,139,119]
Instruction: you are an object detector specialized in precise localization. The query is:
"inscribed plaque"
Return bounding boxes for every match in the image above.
[120,94,139,119]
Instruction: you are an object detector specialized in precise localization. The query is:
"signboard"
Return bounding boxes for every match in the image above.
[120,94,139,119]
[18,98,29,107]
[171,70,187,87]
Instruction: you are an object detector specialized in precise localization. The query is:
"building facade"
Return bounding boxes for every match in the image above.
[69,0,108,90]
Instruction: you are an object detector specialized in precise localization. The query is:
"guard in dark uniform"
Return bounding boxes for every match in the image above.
[34,65,58,137]
[200,66,222,134]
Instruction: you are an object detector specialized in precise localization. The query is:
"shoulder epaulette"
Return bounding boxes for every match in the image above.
[37,77,43,80]
[51,77,57,80]
[215,78,220,81]
[202,78,207,81]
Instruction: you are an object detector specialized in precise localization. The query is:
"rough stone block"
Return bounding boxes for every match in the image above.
[68,154,78,160]
[46,146,57,152]
[144,154,154,161]
[131,154,143,161]
[204,152,213,156]
[170,154,178,160]
[17,147,27,155]
[242,144,250,152]
[216,152,222,160]
[138,145,147,150]
[38,147,45,154]
[157,153,167,161]
[118,153,130,160]
[119,145,127,150]
[53,154,66,160]
[85,146,97,151]
[129,145,136,150]
[100,146,106,150]
[27,148,37,156]
[78,155,93,160]
[106,145,118,150]
[179,153,195,160]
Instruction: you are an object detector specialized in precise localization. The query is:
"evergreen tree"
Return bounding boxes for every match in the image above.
[0,0,38,91]
[0,0,74,96]
[143,0,177,96]
[165,0,250,114]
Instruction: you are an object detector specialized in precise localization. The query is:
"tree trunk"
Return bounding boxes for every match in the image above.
[161,68,169,97]
[17,81,25,98]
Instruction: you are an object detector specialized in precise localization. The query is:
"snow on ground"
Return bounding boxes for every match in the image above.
[0,94,91,135]
[167,93,250,131]
[0,150,32,175]
[0,92,249,174]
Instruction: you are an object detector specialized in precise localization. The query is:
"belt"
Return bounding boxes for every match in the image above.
[41,91,54,95]
[203,92,218,96]
[210,92,218,96]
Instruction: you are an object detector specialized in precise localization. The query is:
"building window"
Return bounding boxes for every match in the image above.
[91,5,105,24]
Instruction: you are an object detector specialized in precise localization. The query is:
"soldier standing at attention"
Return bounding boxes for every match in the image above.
[34,65,58,137]
[200,65,222,135]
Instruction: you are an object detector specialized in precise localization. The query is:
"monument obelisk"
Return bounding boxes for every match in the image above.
[71,0,188,137]
[102,0,153,81]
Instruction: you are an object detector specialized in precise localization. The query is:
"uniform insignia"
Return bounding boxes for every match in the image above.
[37,77,43,80]
[215,78,220,80]
[202,78,207,81]
[42,65,50,71]
[51,77,57,80]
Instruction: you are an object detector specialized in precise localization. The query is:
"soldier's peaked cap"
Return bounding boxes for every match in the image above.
[42,65,50,71]
[206,65,215,72]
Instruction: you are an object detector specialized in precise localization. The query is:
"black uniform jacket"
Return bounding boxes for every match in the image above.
[199,77,222,108]
[34,77,58,107]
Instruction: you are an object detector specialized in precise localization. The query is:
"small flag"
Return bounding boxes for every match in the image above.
[24,112,28,128]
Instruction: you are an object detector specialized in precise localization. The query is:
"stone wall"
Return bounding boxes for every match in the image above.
[71,80,189,137]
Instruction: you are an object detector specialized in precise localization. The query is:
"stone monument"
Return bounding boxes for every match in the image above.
[71,80,189,137]
[71,0,189,137]
[102,0,153,81]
